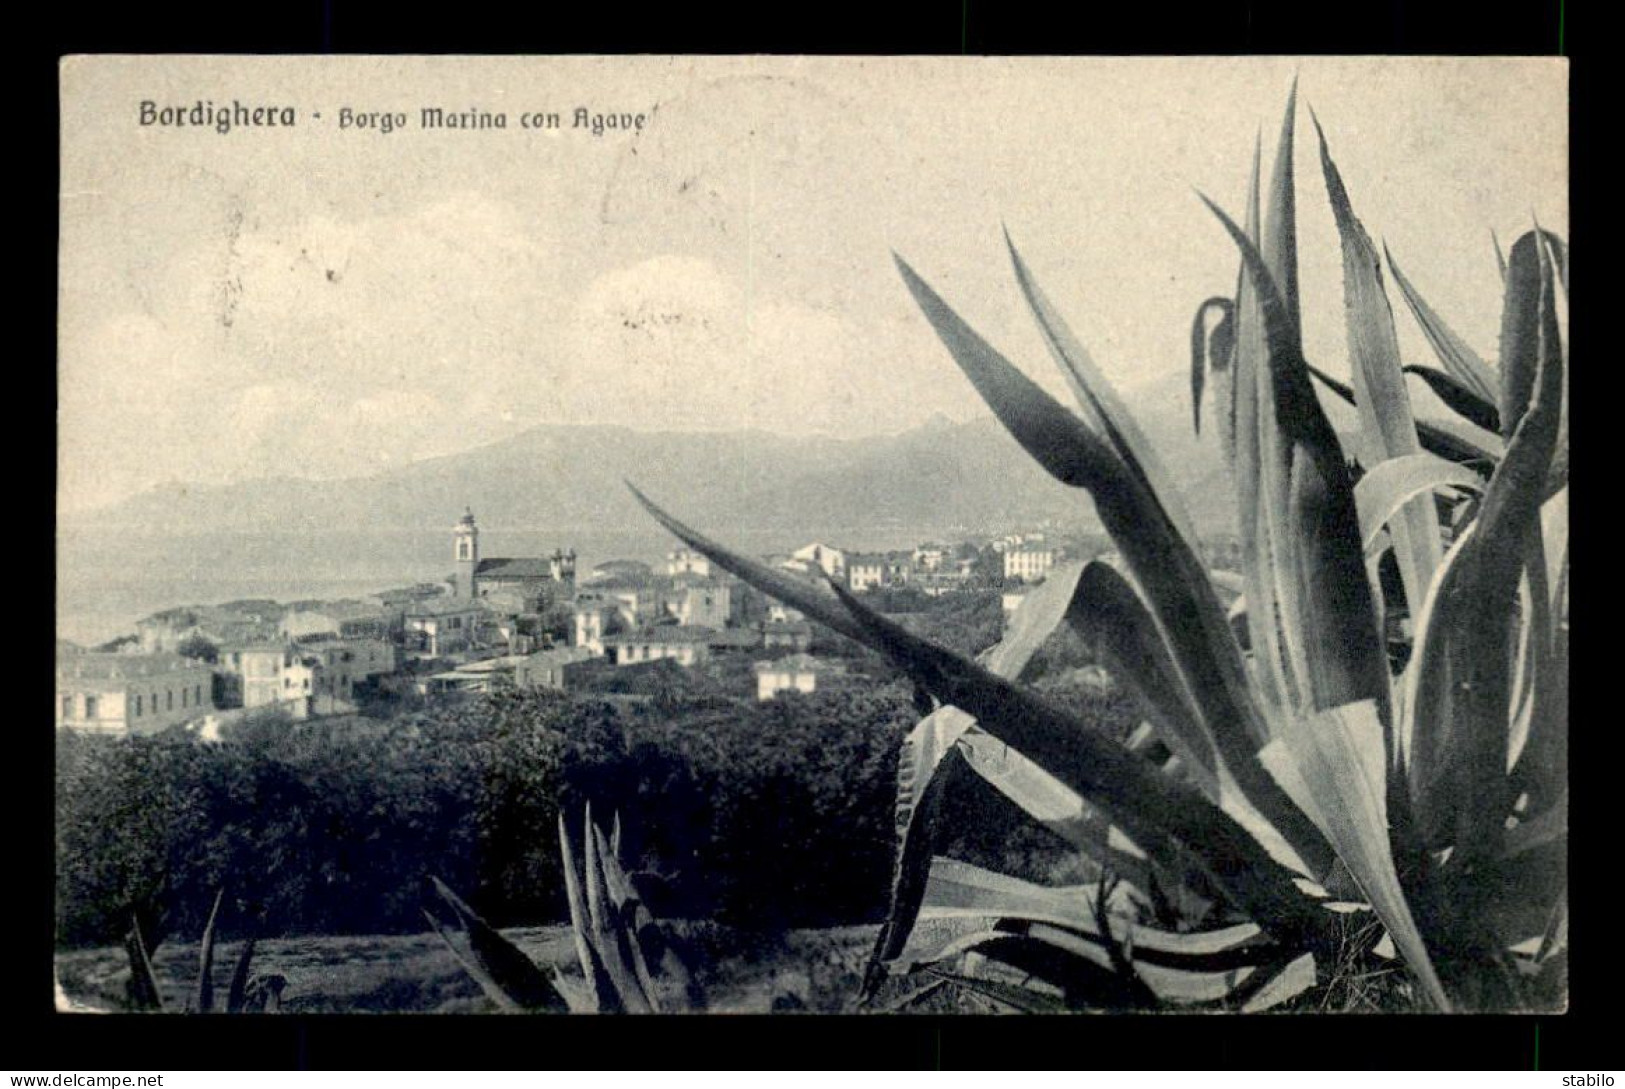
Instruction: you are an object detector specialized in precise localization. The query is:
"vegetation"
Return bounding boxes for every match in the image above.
[56,685,916,951]
[628,85,1567,1012]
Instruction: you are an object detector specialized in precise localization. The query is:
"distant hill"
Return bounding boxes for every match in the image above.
[65,369,1247,540]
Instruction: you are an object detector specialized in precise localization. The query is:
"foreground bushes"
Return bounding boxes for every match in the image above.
[55,686,920,947]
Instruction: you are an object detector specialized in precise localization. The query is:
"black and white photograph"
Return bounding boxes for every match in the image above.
[55,55,1568,1016]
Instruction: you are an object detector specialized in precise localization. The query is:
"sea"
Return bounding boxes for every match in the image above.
[55,524,938,647]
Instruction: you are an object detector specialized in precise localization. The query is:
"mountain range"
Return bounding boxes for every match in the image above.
[65,370,1251,541]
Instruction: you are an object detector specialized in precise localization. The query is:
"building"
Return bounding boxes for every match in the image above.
[573,592,634,655]
[416,655,532,696]
[913,543,949,572]
[603,625,716,667]
[666,547,712,578]
[846,551,912,592]
[672,578,732,628]
[514,646,598,692]
[1001,587,1032,626]
[754,653,835,701]
[765,602,805,624]
[280,601,391,643]
[404,597,487,657]
[299,637,399,703]
[1003,547,1056,582]
[56,652,216,735]
[760,619,813,651]
[451,509,576,607]
[790,542,846,580]
[584,559,653,585]
[217,644,319,717]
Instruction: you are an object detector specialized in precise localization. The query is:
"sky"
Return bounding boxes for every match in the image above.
[58,56,1568,515]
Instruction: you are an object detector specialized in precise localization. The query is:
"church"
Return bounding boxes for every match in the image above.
[451,509,576,613]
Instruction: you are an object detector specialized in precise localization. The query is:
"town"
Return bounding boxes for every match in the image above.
[55,508,1129,737]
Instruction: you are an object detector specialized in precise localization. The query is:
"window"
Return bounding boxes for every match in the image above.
[181,688,188,708]
[195,685,203,705]
[85,696,98,719]
[62,696,72,720]
[166,691,173,711]
[135,694,143,716]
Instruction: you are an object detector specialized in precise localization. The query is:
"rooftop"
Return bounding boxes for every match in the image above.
[603,625,720,646]
[405,597,487,618]
[524,646,596,668]
[57,652,210,682]
[755,653,831,674]
[476,557,569,580]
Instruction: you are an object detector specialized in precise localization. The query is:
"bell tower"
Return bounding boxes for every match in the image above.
[453,508,480,599]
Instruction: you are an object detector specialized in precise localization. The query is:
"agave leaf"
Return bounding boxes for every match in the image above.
[223,936,258,1015]
[920,966,1070,1014]
[1353,453,1486,557]
[1403,365,1503,434]
[1385,245,1500,406]
[1405,233,1565,865]
[1227,134,1294,711]
[1504,789,1566,860]
[1202,192,1392,721]
[1541,488,1569,615]
[1499,229,1566,439]
[1237,952,1319,1012]
[1507,529,1553,773]
[1315,112,1443,636]
[951,728,1164,907]
[549,968,598,1014]
[1536,890,1568,964]
[1066,561,1217,793]
[932,931,1160,1009]
[863,745,973,999]
[582,804,653,1013]
[426,877,567,1012]
[1263,79,1303,334]
[896,250,1332,881]
[558,812,621,1012]
[193,888,225,1014]
[590,818,701,1011]
[1190,295,1235,437]
[123,915,164,1012]
[590,821,664,1012]
[1492,229,1508,283]
[864,563,1090,995]
[1006,232,1202,549]
[1308,364,1504,467]
[915,860,1277,977]
[1259,699,1450,1011]
[822,574,1329,945]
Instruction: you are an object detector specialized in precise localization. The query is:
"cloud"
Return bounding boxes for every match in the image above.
[559,255,989,436]
[60,192,570,509]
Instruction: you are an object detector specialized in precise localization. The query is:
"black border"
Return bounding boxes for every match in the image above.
[35,0,1602,1072]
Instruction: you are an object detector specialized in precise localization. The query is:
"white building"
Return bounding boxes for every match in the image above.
[603,626,716,667]
[791,542,846,580]
[666,547,712,578]
[56,652,216,735]
[754,653,834,701]
[1003,547,1056,582]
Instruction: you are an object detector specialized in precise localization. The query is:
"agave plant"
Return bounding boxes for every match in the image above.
[627,83,1567,1013]
[425,805,702,1013]
[122,889,276,1013]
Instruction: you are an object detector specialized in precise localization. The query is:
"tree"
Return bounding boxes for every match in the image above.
[176,633,219,664]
